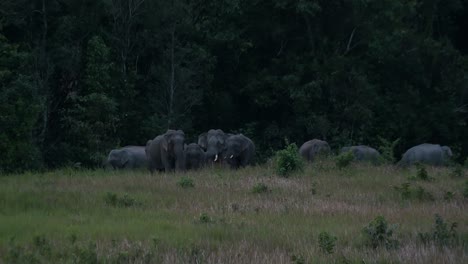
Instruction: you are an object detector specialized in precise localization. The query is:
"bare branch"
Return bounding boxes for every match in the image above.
[345,27,356,55]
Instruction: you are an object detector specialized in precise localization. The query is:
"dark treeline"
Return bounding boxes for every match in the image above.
[1,0,467,172]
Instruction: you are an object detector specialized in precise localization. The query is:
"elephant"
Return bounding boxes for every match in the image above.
[146,129,186,172]
[145,138,164,173]
[184,143,205,170]
[340,145,381,163]
[299,139,331,162]
[198,129,232,164]
[106,146,147,169]
[398,143,453,167]
[222,134,255,169]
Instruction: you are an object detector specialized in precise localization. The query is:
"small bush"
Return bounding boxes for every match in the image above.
[450,165,464,178]
[378,137,400,163]
[393,182,412,200]
[419,214,458,247]
[318,231,337,254]
[394,183,434,202]
[415,186,435,201]
[73,242,98,264]
[464,157,468,168]
[198,213,212,224]
[444,191,454,201]
[104,192,139,207]
[252,183,269,194]
[416,164,429,181]
[291,254,305,264]
[311,182,318,195]
[275,143,304,177]
[335,151,354,170]
[362,216,399,249]
[177,177,194,188]
[33,235,51,257]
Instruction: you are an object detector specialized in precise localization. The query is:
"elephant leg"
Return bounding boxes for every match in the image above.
[161,151,172,172]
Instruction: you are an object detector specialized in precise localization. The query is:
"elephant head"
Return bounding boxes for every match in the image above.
[107,149,129,169]
[223,134,255,169]
[162,129,185,170]
[198,129,229,164]
[441,146,453,158]
[184,143,205,170]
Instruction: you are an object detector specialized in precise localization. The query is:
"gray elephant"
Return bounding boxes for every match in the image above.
[198,129,232,164]
[184,143,205,170]
[340,145,381,163]
[146,129,186,172]
[299,139,331,162]
[106,146,147,169]
[145,138,164,173]
[223,134,255,169]
[398,143,453,167]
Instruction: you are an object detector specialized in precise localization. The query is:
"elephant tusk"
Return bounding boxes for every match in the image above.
[230,155,234,159]
[214,154,218,162]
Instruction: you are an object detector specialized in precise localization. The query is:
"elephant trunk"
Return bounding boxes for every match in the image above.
[174,144,185,171]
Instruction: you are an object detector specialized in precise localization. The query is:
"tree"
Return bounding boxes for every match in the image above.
[62,36,118,166]
[0,31,42,172]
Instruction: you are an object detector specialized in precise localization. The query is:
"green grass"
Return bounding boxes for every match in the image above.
[0,162,467,263]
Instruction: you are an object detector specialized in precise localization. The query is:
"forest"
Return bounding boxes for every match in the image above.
[1,0,468,172]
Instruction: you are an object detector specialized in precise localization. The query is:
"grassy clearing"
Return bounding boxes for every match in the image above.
[0,161,467,263]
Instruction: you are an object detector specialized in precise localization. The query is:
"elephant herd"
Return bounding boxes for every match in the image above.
[298,139,453,166]
[106,129,255,172]
[106,130,454,172]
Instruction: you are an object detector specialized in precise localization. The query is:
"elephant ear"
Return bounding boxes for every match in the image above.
[120,150,130,167]
[162,134,171,151]
[198,132,207,150]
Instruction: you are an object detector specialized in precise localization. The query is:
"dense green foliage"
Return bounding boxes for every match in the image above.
[275,143,304,176]
[362,215,399,249]
[335,150,354,169]
[1,0,467,171]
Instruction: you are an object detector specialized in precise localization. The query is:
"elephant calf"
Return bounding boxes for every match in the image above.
[398,143,452,167]
[106,146,147,169]
[184,143,205,170]
[299,139,331,162]
[340,145,381,163]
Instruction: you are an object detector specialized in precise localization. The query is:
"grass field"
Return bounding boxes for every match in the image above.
[0,160,467,263]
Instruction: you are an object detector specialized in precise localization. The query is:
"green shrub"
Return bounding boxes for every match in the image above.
[393,183,434,201]
[444,191,454,201]
[362,216,399,249]
[450,165,464,178]
[198,213,212,224]
[33,235,51,257]
[414,186,435,201]
[177,177,195,188]
[275,143,304,177]
[419,214,458,247]
[291,254,305,264]
[378,137,400,163]
[252,183,270,194]
[416,164,430,181]
[318,231,337,254]
[393,182,412,200]
[73,242,98,264]
[104,192,139,207]
[464,157,468,168]
[310,182,318,195]
[335,151,354,170]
